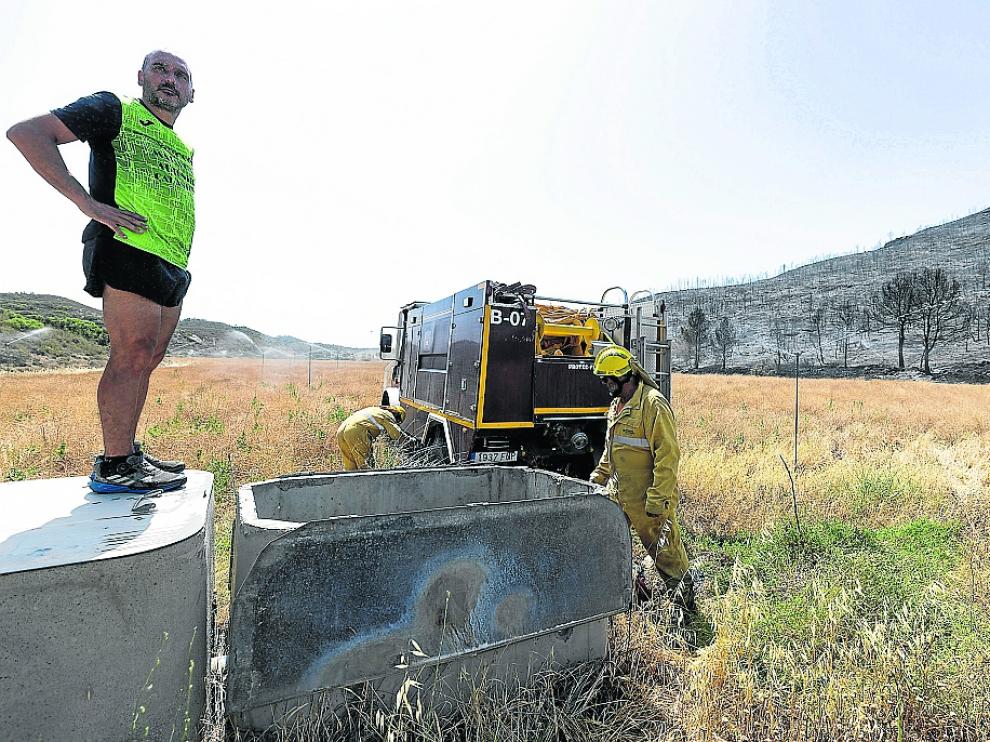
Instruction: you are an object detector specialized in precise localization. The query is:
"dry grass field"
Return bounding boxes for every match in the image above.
[2,358,988,740]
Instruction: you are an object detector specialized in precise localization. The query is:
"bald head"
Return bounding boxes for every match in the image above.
[138,50,194,123]
[142,50,191,78]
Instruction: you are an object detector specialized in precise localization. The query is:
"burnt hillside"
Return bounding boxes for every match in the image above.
[655,208,990,381]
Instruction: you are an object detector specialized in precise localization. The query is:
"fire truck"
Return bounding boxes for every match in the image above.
[379,281,670,478]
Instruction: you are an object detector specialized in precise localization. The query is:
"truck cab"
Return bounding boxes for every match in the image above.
[380,281,670,478]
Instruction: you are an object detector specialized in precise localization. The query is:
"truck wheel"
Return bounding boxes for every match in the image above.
[564,453,595,480]
[424,426,450,466]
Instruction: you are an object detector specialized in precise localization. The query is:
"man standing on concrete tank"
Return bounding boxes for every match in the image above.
[7,51,196,494]
[589,345,694,611]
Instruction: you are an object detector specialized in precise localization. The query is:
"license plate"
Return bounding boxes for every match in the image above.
[473,451,519,463]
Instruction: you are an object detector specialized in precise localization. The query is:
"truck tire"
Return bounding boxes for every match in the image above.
[424,425,450,466]
[564,453,596,480]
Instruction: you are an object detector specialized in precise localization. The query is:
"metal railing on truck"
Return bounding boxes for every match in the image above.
[535,286,672,402]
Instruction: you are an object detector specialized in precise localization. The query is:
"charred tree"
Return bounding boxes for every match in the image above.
[860,306,873,338]
[680,307,711,370]
[770,316,787,370]
[712,316,738,371]
[806,306,828,365]
[871,273,917,370]
[832,300,859,369]
[912,267,969,374]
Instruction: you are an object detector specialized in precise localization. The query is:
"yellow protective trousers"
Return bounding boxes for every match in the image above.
[618,485,690,581]
[591,382,690,580]
[338,425,373,471]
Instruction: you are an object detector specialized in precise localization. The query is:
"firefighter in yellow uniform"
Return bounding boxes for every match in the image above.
[336,405,408,471]
[590,346,693,609]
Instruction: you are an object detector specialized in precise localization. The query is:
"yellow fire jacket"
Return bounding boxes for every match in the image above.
[338,407,403,441]
[589,371,689,580]
[590,382,680,518]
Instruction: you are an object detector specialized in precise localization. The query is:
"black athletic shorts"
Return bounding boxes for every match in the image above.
[83,237,191,308]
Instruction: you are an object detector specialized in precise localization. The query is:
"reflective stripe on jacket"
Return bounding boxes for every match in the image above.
[590,382,679,515]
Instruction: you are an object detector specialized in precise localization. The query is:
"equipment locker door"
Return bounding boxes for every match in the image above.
[445,284,486,422]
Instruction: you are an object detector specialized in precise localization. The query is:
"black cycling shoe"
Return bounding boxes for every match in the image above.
[133,441,185,473]
[89,453,187,494]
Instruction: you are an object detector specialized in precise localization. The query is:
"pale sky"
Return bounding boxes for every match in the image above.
[2,1,989,346]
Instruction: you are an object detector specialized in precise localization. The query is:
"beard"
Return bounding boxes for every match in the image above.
[148,88,182,113]
[606,379,623,399]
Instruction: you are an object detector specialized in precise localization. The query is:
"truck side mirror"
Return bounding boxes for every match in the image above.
[380,326,401,360]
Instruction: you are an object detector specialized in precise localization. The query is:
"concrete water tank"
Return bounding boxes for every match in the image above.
[227,465,631,730]
[0,471,214,742]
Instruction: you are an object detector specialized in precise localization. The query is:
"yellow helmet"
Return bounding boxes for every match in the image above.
[593,345,634,378]
[385,405,406,423]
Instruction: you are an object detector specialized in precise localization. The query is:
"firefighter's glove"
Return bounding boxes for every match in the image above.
[646,498,672,520]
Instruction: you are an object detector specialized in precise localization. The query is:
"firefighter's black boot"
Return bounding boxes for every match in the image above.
[660,570,696,615]
[634,564,654,605]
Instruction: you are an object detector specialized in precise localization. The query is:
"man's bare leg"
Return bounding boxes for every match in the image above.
[129,302,182,447]
[98,287,165,457]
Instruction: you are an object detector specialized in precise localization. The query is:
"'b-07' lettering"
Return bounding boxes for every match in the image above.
[490,309,527,327]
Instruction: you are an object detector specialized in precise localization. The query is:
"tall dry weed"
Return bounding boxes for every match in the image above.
[674,374,990,536]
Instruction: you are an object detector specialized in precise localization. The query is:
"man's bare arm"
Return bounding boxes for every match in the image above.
[6,114,147,237]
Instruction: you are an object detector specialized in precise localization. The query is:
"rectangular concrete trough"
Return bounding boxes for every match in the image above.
[0,471,214,742]
[228,466,632,730]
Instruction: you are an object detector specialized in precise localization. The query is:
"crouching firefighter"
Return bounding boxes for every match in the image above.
[589,345,695,611]
[336,405,410,471]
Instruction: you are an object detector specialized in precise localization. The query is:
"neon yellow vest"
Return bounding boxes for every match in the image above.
[113,96,195,268]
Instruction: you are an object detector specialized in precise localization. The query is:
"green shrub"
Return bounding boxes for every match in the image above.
[1,311,44,331]
[207,457,233,497]
[849,464,925,515]
[48,315,108,344]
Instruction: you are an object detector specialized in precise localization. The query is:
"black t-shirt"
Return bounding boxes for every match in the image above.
[52,92,174,246]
